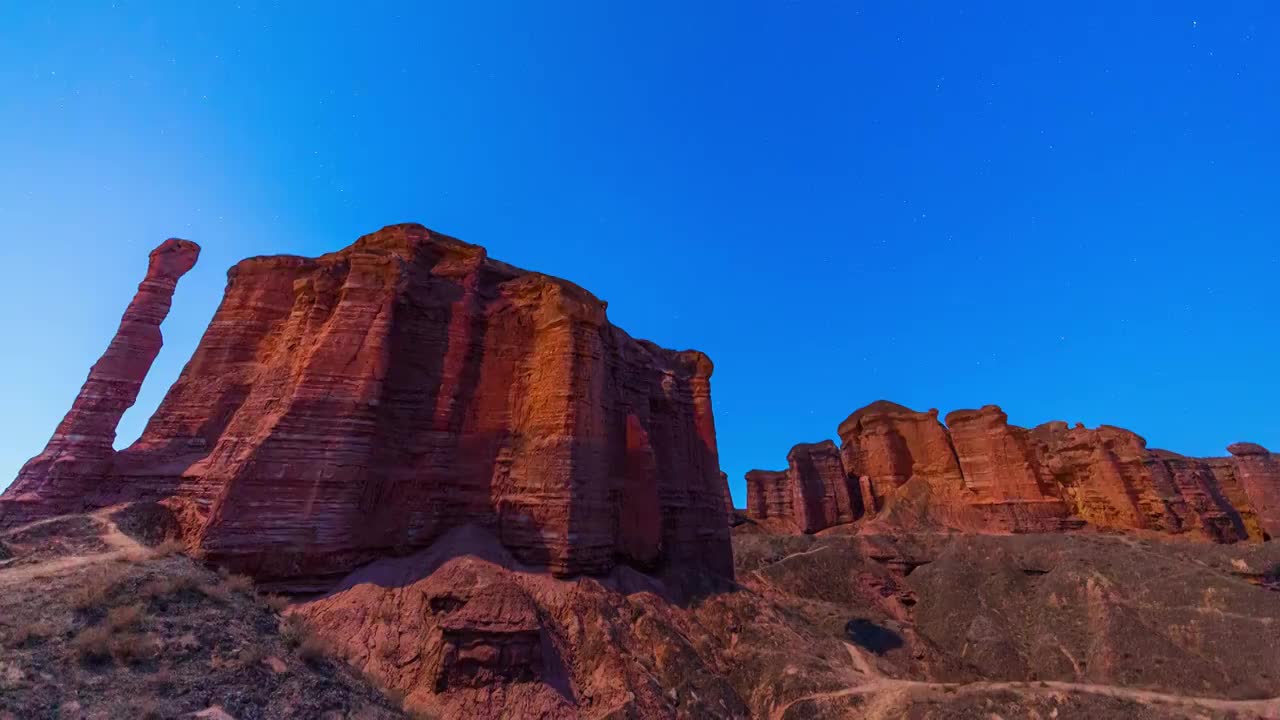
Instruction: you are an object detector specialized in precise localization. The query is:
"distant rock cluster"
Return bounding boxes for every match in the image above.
[746,400,1280,541]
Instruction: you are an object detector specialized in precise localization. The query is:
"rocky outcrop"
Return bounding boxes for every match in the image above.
[1028,422,1255,541]
[2,224,733,585]
[746,402,961,534]
[745,469,793,529]
[787,441,862,532]
[1229,442,1280,540]
[0,239,200,526]
[750,399,1277,542]
[837,401,965,501]
[717,471,737,526]
[938,407,1077,533]
[744,441,866,534]
[293,525,748,720]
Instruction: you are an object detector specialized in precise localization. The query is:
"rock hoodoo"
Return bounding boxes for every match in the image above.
[0,224,733,585]
[747,399,1278,541]
[2,239,200,526]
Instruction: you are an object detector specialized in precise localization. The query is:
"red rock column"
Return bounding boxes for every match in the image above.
[856,475,880,515]
[683,352,735,575]
[786,440,858,532]
[719,471,736,525]
[837,402,965,494]
[745,470,790,522]
[1229,443,1280,540]
[3,239,199,520]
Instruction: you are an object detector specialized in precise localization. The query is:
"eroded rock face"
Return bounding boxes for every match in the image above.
[1,239,200,526]
[294,525,748,720]
[1229,442,1280,540]
[746,442,864,534]
[1026,422,1255,541]
[718,471,737,526]
[745,470,792,526]
[753,399,1277,542]
[838,401,965,501]
[302,521,1280,720]
[2,224,732,585]
[786,441,861,532]
[937,406,1076,533]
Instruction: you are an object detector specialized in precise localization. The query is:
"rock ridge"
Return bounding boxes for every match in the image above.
[746,399,1278,541]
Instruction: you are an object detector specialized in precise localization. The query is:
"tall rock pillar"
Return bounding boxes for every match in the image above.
[1,239,199,524]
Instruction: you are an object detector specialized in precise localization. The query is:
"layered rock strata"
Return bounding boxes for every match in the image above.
[1,239,200,525]
[747,400,1278,541]
[717,471,737,526]
[1,224,733,584]
[745,469,793,528]
[1226,442,1280,540]
[786,441,862,533]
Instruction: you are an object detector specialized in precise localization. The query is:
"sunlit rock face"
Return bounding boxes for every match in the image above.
[1,224,733,586]
[838,401,966,509]
[747,399,1276,543]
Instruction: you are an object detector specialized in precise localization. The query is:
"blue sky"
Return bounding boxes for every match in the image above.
[1,2,1277,505]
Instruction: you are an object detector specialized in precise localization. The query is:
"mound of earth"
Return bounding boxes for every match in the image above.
[4,508,1279,719]
[284,522,1280,719]
[730,528,1280,719]
[0,510,407,720]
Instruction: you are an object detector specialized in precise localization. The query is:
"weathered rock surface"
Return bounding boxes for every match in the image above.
[1028,421,1253,541]
[1,224,732,586]
[930,406,1079,533]
[787,441,862,532]
[731,528,1280,719]
[293,525,747,719]
[745,442,863,533]
[289,520,1280,719]
[749,399,1278,541]
[838,401,965,505]
[0,239,199,527]
[5,504,1278,720]
[744,469,795,531]
[718,471,737,527]
[1229,442,1280,540]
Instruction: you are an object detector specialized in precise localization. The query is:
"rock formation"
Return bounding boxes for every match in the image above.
[1,224,733,586]
[786,441,862,532]
[744,440,867,534]
[747,399,1279,542]
[838,401,965,500]
[717,471,737,526]
[1228,442,1280,539]
[0,239,200,525]
[745,469,793,529]
[943,407,1078,533]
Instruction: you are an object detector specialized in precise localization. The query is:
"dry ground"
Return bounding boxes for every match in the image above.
[0,507,412,720]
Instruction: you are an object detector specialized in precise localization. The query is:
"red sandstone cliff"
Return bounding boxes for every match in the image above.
[1,224,733,585]
[746,399,1277,542]
[1226,442,1280,539]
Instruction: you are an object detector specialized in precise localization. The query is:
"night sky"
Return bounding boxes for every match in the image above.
[2,2,1277,504]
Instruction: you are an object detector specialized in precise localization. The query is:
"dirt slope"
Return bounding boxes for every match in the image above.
[0,507,408,720]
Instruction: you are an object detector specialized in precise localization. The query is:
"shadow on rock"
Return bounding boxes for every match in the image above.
[845,618,904,655]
